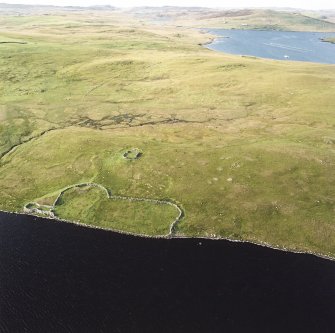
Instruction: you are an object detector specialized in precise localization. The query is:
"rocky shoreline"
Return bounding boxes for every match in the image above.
[1,208,333,262]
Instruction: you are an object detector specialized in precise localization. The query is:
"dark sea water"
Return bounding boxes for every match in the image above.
[206,29,335,64]
[1,211,335,333]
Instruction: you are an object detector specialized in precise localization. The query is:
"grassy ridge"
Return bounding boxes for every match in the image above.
[0,10,334,257]
[128,8,335,32]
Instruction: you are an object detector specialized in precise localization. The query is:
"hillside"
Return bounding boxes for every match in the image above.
[0,8,334,258]
[128,7,335,32]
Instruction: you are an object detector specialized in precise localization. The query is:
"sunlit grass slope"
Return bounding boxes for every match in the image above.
[0,10,334,257]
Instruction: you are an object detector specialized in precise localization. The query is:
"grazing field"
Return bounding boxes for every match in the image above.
[53,185,180,236]
[0,8,334,257]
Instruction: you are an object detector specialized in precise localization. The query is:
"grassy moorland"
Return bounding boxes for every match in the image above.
[0,8,334,257]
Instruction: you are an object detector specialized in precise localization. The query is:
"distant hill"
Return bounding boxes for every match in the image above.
[0,3,116,13]
[127,7,335,32]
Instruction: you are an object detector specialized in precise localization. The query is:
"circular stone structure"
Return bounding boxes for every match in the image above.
[122,148,142,160]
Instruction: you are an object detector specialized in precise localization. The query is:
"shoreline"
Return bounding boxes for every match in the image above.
[320,37,335,44]
[200,27,335,33]
[1,208,334,263]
